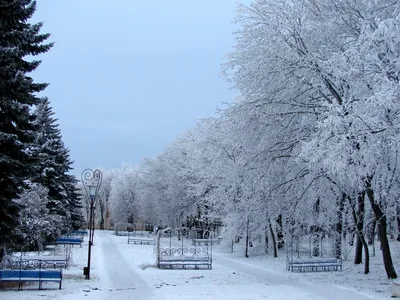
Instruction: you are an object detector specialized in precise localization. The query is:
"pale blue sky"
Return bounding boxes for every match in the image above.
[32,0,246,175]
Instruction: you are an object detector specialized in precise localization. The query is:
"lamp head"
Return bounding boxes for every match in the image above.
[88,184,97,199]
[81,169,102,204]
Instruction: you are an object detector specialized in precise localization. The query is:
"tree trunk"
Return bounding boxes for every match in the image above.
[351,192,369,273]
[353,192,365,265]
[362,236,370,274]
[335,193,345,259]
[276,215,284,249]
[265,228,269,254]
[99,203,105,230]
[354,230,363,264]
[366,179,397,279]
[245,217,249,258]
[366,211,376,245]
[343,206,348,245]
[0,247,4,262]
[269,222,278,257]
[312,198,321,256]
[397,205,400,241]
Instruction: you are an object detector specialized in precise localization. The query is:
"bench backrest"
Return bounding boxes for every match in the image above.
[0,270,21,278]
[39,270,62,279]
[292,258,340,264]
[20,270,40,278]
[0,270,61,279]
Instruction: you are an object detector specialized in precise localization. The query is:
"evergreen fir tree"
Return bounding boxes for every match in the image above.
[64,174,85,229]
[0,0,52,252]
[34,98,68,215]
[33,98,83,231]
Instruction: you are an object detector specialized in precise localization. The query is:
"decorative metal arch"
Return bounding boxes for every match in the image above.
[286,230,342,272]
[81,168,102,201]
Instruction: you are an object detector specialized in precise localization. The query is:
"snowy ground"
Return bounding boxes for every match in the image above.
[1,230,398,299]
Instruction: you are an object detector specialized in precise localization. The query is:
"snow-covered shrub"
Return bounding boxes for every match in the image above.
[13,184,63,251]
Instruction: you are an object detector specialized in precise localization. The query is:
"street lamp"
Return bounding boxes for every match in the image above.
[87,184,97,246]
[81,168,102,280]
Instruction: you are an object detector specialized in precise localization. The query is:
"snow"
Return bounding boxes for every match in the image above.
[1,230,395,299]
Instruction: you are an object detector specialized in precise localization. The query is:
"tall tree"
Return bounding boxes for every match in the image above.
[33,98,82,230]
[97,170,113,230]
[109,164,140,224]
[64,173,84,230]
[0,0,52,252]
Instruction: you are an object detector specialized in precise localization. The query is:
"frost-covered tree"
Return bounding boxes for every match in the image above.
[96,0,400,278]
[224,0,400,278]
[136,157,172,226]
[13,184,63,251]
[97,169,114,229]
[109,164,140,224]
[0,0,52,253]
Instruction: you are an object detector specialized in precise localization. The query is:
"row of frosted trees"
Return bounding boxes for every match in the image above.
[105,0,400,279]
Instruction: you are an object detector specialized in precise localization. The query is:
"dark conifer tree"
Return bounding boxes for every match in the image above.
[33,98,83,230]
[64,174,85,229]
[34,98,68,215]
[0,0,52,252]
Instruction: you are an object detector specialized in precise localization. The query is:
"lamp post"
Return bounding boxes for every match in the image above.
[81,168,102,280]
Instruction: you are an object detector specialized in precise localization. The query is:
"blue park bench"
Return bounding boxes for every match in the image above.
[0,269,62,290]
[56,237,83,247]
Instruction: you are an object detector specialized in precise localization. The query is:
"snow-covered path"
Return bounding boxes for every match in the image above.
[45,231,154,300]
[212,253,380,300]
[1,230,390,299]
[90,231,153,299]
[90,231,386,299]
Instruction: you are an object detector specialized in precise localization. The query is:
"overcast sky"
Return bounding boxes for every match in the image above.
[32,0,246,176]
